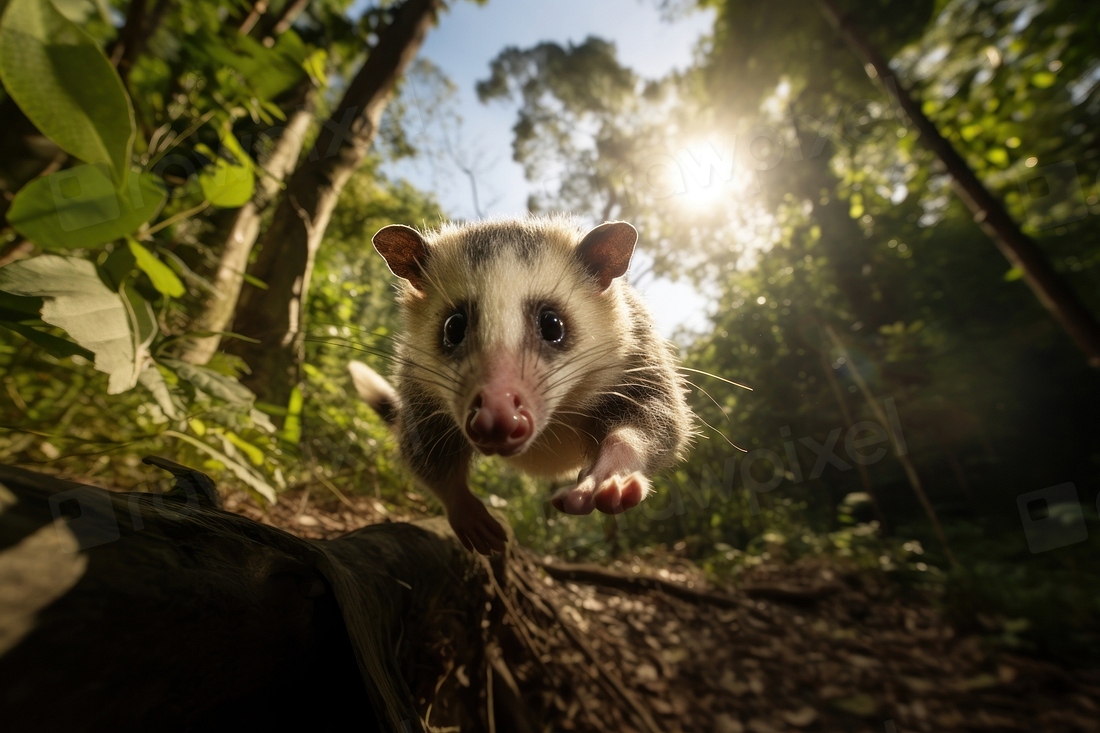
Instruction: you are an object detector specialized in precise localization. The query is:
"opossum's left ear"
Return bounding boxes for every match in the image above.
[373,224,429,291]
[577,221,638,291]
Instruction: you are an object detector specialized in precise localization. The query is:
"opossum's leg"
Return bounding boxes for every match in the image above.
[439,481,508,555]
[551,427,651,515]
[401,405,506,555]
[415,464,507,555]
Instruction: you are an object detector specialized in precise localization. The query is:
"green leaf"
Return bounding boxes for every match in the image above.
[985,148,1009,167]
[849,193,864,220]
[128,239,185,297]
[960,124,983,141]
[1003,266,1025,282]
[0,255,153,393]
[197,129,255,208]
[281,385,303,444]
[51,0,97,22]
[0,289,44,322]
[1031,72,1056,89]
[7,166,166,250]
[0,319,93,359]
[242,273,268,290]
[184,28,306,103]
[0,0,135,185]
[160,358,255,406]
[225,430,264,466]
[302,48,328,85]
[124,285,157,348]
[100,243,136,290]
[138,364,182,420]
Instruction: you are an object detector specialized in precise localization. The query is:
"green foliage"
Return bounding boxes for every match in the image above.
[475,0,1100,668]
[0,0,134,184]
[7,168,165,249]
[0,0,357,504]
[0,254,155,393]
[128,239,185,297]
[942,519,1100,664]
[0,0,1097,671]
[196,128,255,208]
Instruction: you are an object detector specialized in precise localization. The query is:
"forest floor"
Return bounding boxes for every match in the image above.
[227,488,1100,733]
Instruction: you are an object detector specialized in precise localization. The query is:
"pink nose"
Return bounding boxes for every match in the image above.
[465,391,533,455]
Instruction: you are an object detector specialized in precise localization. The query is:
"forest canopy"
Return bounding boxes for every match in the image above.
[1,0,1098,668]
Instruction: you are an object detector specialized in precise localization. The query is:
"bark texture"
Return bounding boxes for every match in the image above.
[176,99,316,365]
[227,0,443,405]
[0,462,499,733]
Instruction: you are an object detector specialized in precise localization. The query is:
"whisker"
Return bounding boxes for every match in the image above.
[678,366,753,391]
[588,390,648,411]
[306,337,461,387]
[309,326,461,377]
[548,419,602,451]
[683,379,731,424]
[691,410,747,452]
[537,342,623,391]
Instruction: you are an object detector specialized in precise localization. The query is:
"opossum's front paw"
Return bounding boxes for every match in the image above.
[446,490,507,555]
[552,471,649,516]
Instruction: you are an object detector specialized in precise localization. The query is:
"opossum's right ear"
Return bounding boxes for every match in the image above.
[577,221,638,291]
[373,225,429,291]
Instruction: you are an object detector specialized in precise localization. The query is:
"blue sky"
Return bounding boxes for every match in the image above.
[377,0,717,335]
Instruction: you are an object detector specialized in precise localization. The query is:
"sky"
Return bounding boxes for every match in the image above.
[374,0,718,337]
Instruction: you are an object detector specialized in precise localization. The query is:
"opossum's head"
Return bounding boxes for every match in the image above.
[374,217,637,458]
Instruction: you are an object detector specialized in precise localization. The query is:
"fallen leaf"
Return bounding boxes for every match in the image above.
[714,713,744,733]
[783,706,818,727]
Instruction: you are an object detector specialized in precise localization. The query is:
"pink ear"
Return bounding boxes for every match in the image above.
[576,221,638,291]
[373,225,429,291]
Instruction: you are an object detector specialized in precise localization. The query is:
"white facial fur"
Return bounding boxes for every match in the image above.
[392,217,634,463]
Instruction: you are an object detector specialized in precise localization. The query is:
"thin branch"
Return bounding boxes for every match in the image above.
[266,0,311,38]
[237,0,269,35]
[820,321,959,568]
[141,201,211,237]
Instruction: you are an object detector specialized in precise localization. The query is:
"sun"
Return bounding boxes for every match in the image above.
[667,138,753,214]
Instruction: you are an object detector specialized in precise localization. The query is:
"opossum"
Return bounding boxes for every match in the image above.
[348,216,692,555]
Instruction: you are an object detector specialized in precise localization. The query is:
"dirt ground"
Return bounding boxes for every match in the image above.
[227,488,1100,733]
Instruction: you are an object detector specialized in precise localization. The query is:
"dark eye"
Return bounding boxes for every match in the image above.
[539,309,564,344]
[443,312,467,347]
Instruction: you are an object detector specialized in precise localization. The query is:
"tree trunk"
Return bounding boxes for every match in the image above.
[227,0,443,406]
[109,0,173,85]
[175,99,316,365]
[816,0,1100,368]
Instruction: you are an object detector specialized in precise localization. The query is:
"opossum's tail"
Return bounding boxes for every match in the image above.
[347,360,399,426]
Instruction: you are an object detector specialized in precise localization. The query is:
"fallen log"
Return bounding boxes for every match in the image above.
[0,462,505,732]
